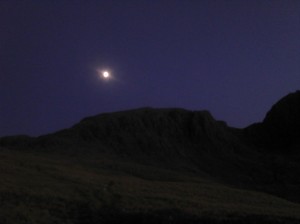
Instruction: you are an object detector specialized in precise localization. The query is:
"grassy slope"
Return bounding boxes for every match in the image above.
[0,149,300,224]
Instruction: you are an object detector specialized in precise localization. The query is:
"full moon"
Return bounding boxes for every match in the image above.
[102,71,110,79]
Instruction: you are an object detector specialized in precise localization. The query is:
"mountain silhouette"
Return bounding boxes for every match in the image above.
[1,108,258,182]
[0,91,300,224]
[3,91,300,153]
[1,92,300,182]
[245,90,300,151]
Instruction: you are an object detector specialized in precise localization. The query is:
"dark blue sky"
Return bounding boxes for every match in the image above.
[1,0,299,137]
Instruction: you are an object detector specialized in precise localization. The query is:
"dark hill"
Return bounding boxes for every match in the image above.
[50,108,244,156]
[1,108,242,154]
[0,108,259,183]
[0,92,300,223]
[1,92,300,188]
[245,90,300,151]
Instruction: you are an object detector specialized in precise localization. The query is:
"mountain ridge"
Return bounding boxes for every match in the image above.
[0,91,300,223]
[1,91,299,188]
[1,108,255,181]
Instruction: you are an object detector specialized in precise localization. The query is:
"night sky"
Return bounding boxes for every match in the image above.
[1,0,299,137]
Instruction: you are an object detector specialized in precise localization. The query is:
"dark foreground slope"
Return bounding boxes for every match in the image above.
[0,149,299,224]
[0,91,300,223]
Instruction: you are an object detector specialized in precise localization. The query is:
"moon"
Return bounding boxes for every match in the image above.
[102,71,110,79]
[96,68,113,81]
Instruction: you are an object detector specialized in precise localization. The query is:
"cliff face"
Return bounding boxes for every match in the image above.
[39,108,252,174]
[60,108,242,154]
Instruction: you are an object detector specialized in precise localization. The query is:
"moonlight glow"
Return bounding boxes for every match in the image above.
[102,71,110,79]
[97,69,112,81]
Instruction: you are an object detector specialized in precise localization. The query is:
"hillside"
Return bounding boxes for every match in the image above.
[0,91,300,223]
[0,108,267,186]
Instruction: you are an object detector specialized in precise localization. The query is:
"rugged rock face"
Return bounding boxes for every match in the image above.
[245,91,300,151]
[60,108,241,153]
[1,108,241,152]
[41,108,251,172]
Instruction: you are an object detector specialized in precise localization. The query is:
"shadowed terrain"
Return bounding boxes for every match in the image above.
[0,91,300,223]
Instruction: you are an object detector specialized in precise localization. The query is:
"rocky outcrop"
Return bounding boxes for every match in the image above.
[34,108,247,161]
[245,91,300,151]
[263,91,300,149]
